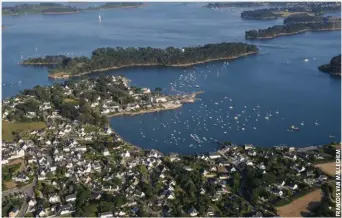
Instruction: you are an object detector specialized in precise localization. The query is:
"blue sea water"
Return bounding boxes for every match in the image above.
[2,3,341,154]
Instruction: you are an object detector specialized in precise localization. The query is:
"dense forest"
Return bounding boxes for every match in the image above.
[241,3,341,20]
[283,14,328,24]
[318,55,341,76]
[245,21,341,39]
[22,55,68,65]
[23,43,258,77]
[241,9,279,20]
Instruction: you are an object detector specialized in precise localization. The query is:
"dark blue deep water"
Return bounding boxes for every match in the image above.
[2,3,341,154]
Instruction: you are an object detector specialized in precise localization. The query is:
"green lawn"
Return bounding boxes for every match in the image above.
[2,120,46,142]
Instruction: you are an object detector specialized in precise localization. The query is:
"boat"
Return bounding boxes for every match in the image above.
[315,120,319,126]
[275,109,279,114]
[195,85,200,88]
[265,113,269,120]
[329,135,335,138]
[290,125,299,131]
[98,15,102,23]
[304,58,309,62]
[300,121,304,126]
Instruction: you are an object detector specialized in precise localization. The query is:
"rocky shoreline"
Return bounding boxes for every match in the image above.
[48,52,257,79]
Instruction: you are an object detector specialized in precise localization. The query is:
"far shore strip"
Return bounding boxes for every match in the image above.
[248,27,341,40]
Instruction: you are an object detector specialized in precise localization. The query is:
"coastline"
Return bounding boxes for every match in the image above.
[48,51,258,79]
[247,27,341,40]
[108,91,204,118]
[21,62,57,65]
[42,11,80,15]
[107,104,183,118]
[3,4,144,16]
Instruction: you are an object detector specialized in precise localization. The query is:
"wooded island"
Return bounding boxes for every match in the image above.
[21,42,259,79]
[318,55,341,76]
[245,19,341,40]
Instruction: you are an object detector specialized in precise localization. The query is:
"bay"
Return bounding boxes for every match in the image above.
[2,3,341,154]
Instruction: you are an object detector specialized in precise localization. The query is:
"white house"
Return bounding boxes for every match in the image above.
[49,195,61,203]
[103,149,110,156]
[66,194,77,202]
[209,152,221,159]
[100,212,113,218]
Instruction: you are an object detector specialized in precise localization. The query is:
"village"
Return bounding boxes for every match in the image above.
[1,75,336,217]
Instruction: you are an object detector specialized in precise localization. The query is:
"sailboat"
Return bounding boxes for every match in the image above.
[98,15,102,23]
[315,120,319,126]
[265,113,269,120]
[300,121,304,126]
[275,109,279,114]
[269,110,272,117]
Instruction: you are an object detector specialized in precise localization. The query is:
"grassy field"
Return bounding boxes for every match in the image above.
[276,189,322,217]
[275,11,313,17]
[315,162,336,177]
[63,98,78,104]
[2,120,46,142]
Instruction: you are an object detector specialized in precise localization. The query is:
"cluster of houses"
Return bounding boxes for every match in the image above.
[1,75,332,217]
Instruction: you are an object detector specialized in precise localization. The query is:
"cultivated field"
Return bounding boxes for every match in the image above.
[276,189,322,217]
[2,120,46,142]
[315,162,336,177]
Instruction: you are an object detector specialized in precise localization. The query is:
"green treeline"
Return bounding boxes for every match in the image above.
[241,9,279,20]
[318,54,341,76]
[284,14,327,24]
[22,55,68,65]
[245,21,341,39]
[22,43,258,76]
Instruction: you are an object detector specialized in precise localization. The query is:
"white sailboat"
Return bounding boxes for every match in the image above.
[98,15,102,23]
[315,120,319,126]
[265,113,269,120]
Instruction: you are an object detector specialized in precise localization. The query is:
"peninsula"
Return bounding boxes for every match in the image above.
[245,16,341,40]
[240,2,341,20]
[2,2,143,16]
[2,74,338,217]
[318,54,341,76]
[21,42,258,79]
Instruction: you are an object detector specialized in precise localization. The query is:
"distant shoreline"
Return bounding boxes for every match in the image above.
[3,4,144,16]
[42,11,80,15]
[247,27,341,40]
[48,51,257,79]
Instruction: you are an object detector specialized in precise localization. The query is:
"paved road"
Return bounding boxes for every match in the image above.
[3,177,37,217]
